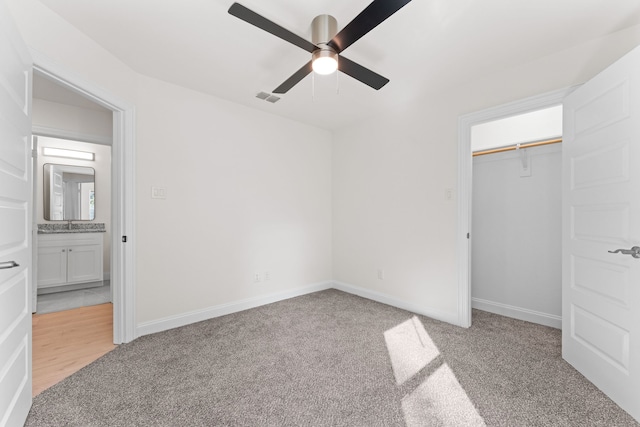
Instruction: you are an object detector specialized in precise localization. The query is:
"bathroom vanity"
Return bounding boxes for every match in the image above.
[37,223,106,294]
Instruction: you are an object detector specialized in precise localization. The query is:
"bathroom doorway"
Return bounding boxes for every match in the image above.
[31,57,136,345]
[32,71,114,314]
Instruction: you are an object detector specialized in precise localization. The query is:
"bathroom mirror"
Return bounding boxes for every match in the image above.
[43,164,95,221]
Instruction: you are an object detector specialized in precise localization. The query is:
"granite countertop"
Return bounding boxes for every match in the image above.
[38,223,107,234]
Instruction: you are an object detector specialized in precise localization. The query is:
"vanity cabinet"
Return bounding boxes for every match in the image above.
[37,233,103,290]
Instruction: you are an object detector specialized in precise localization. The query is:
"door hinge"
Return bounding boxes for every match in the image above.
[122,236,127,243]
[467,233,470,239]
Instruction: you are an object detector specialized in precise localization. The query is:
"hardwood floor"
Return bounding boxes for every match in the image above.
[32,303,117,397]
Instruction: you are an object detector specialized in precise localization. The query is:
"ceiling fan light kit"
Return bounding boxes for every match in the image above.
[311,48,338,75]
[228,0,412,95]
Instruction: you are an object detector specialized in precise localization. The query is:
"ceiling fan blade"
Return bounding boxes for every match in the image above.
[338,56,389,90]
[228,3,317,53]
[273,61,313,94]
[327,0,412,53]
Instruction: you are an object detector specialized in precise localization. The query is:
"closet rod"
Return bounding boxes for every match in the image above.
[473,137,562,157]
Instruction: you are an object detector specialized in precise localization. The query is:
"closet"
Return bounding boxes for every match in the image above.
[470,106,563,328]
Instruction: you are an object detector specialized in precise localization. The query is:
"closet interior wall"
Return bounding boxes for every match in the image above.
[471,142,562,328]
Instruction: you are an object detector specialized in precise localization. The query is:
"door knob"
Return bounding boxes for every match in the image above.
[608,246,640,258]
[0,261,19,269]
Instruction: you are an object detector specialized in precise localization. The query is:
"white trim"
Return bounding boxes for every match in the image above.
[457,117,473,328]
[112,107,136,344]
[31,50,137,344]
[472,298,562,329]
[137,282,333,338]
[332,281,460,325]
[457,86,578,329]
[32,125,112,146]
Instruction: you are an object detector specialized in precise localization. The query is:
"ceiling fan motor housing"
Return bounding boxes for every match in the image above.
[311,14,338,74]
[312,14,337,45]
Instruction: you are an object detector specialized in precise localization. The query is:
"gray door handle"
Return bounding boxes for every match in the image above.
[608,246,640,258]
[0,261,20,269]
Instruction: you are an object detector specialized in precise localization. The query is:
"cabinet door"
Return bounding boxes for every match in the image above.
[67,244,102,284]
[37,246,68,288]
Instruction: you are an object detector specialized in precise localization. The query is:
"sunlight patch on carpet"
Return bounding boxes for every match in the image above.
[402,363,486,427]
[385,316,486,426]
[384,316,439,385]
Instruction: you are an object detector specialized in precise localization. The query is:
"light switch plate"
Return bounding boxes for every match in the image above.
[151,186,167,199]
[444,188,454,201]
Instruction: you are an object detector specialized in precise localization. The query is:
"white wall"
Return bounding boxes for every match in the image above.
[134,75,332,322]
[471,105,562,152]
[471,144,561,327]
[32,98,112,142]
[36,137,112,276]
[6,0,333,328]
[333,24,640,325]
[7,0,640,330]
[5,0,138,106]
[332,97,460,321]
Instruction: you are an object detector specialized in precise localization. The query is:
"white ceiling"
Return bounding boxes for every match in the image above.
[35,0,640,130]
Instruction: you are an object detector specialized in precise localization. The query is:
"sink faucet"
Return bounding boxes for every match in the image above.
[67,220,73,230]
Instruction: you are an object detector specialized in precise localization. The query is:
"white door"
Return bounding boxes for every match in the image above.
[562,45,640,422]
[0,1,33,426]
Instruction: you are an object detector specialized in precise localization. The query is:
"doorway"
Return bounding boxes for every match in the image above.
[32,53,136,344]
[456,86,576,327]
[469,106,563,328]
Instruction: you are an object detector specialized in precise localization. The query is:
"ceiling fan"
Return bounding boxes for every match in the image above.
[228,0,412,94]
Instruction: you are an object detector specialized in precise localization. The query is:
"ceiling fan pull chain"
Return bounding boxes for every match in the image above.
[312,71,315,102]
[336,63,340,95]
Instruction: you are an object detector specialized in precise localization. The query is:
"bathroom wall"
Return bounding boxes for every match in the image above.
[32,98,113,143]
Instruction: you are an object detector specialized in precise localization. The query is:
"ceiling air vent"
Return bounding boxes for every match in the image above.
[255,91,280,104]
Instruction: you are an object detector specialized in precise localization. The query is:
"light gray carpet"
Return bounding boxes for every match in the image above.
[26,289,638,426]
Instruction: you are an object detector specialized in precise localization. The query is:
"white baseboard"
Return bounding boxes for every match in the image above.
[136,281,333,338]
[472,297,561,329]
[332,281,461,326]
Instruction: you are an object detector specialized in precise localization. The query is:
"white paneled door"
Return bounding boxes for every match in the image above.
[0,1,33,426]
[562,45,640,422]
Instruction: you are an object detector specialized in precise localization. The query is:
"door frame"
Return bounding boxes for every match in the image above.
[455,86,577,328]
[31,51,136,344]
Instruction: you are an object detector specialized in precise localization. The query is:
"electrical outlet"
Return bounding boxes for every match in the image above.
[254,272,261,283]
[377,269,384,280]
[264,271,270,281]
